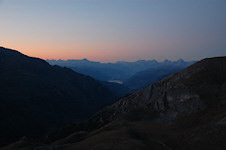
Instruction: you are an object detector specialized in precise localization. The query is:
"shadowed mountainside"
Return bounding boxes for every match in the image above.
[3,56,226,150]
[0,47,116,147]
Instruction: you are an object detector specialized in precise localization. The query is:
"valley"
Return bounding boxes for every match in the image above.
[1,47,225,150]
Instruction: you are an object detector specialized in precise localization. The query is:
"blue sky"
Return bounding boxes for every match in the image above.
[0,0,225,62]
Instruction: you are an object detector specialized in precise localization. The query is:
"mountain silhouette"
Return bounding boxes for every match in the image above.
[0,47,116,147]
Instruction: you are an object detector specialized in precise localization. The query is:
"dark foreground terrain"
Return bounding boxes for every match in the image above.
[0,47,116,147]
[2,56,226,150]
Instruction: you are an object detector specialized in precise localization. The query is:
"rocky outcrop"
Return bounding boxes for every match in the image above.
[83,56,226,127]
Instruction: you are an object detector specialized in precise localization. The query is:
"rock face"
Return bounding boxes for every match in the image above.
[87,57,226,125]
[0,47,116,147]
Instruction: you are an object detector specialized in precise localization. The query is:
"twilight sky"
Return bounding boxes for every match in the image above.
[0,0,225,62]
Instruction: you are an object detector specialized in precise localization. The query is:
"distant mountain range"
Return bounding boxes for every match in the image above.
[0,47,116,147]
[47,59,195,97]
[46,59,194,82]
[6,56,225,150]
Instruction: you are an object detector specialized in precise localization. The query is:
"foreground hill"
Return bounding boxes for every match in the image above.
[0,47,116,147]
[5,56,226,150]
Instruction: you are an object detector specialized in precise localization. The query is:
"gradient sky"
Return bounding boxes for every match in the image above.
[0,0,225,62]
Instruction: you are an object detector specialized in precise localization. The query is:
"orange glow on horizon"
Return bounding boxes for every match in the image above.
[1,39,158,62]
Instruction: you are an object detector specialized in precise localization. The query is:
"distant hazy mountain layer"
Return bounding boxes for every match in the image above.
[47,59,195,97]
[46,59,195,82]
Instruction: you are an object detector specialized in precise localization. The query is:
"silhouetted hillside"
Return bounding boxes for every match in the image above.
[7,56,226,150]
[0,47,116,147]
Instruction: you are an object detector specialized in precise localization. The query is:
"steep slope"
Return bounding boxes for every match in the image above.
[0,47,116,147]
[2,56,226,150]
[83,56,226,128]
